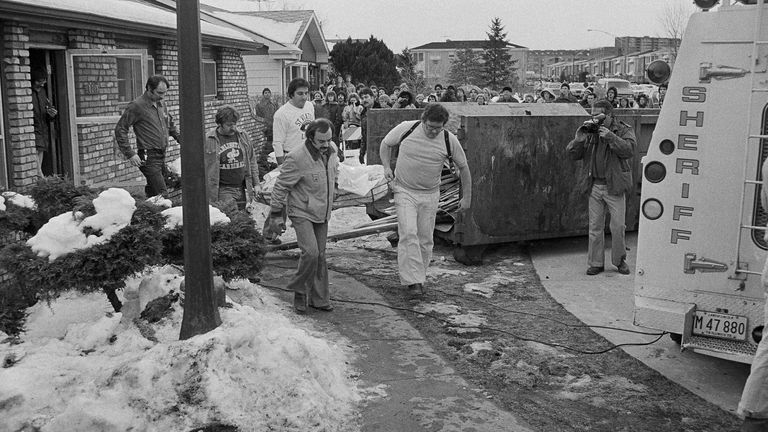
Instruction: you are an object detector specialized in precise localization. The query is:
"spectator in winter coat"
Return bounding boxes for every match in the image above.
[606,87,619,108]
[554,83,579,103]
[324,90,343,143]
[636,94,650,108]
[538,89,556,103]
[392,90,416,108]
[313,91,328,120]
[378,94,392,108]
[342,93,362,128]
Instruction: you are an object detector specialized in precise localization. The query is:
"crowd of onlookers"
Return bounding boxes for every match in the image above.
[532,81,666,110]
[253,73,668,157]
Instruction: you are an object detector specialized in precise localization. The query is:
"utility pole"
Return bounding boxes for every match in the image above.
[177,0,221,340]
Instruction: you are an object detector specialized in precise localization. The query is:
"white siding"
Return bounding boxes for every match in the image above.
[243,54,283,99]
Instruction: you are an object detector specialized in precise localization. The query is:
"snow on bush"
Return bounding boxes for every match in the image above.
[26,188,136,261]
[1,191,36,210]
[161,205,230,229]
[0,275,361,431]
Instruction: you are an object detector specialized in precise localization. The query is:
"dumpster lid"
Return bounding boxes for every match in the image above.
[440,102,589,117]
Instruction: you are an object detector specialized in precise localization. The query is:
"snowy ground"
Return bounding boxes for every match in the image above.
[0,270,363,431]
[0,164,391,431]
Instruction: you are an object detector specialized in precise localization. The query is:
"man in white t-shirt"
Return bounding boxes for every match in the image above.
[272,77,315,165]
[379,104,472,296]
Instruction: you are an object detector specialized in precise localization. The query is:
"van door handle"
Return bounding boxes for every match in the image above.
[699,62,749,83]
[684,253,728,274]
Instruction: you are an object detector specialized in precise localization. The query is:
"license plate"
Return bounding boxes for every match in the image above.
[692,311,748,341]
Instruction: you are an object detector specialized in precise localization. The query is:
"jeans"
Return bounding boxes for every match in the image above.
[218,184,246,210]
[138,149,167,198]
[394,182,440,286]
[588,184,626,268]
[287,217,330,307]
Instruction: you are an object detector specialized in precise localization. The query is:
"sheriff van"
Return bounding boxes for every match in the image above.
[633,0,768,363]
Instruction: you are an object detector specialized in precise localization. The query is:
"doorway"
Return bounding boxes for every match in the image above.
[29,49,71,178]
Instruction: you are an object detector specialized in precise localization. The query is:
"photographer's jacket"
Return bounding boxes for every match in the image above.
[566,120,636,196]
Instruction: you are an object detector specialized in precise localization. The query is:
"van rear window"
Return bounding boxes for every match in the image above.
[752,103,768,250]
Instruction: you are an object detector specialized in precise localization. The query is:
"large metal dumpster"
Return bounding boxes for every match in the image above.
[365,103,658,252]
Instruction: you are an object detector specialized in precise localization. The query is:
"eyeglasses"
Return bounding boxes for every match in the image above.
[423,123,443,133]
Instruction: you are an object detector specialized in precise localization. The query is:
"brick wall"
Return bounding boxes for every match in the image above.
[2,26,264,193]
[2,22,36,191]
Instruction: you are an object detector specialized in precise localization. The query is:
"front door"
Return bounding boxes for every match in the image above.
[29,49,71,178]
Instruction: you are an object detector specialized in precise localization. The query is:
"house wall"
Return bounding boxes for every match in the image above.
[243,54,283,99]
[1,22,263,192]
[2,21,36,189]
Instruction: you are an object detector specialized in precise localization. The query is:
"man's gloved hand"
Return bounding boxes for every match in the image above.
[263,212,286,241]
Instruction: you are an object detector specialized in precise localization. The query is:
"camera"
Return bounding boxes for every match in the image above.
[581,113,606,133]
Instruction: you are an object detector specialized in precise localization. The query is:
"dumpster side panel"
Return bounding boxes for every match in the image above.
[459,115,590,245]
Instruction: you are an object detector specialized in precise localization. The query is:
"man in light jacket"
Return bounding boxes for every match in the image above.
[265,118,339,314]
[204,105,260,210]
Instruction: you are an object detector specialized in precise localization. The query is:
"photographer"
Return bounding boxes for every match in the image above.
[566,99,636,276]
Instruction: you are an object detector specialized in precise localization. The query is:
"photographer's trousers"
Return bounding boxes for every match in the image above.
[588,184,626,268]
[394,182,440,286]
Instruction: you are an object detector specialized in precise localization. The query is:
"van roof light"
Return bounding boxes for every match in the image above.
[646,60,671,85]
[694,0,719,9]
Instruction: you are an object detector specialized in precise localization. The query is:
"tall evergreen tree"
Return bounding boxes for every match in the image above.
[397,47,426,95]
[330,36,400,90]
[481,18,519,89]
[447,48,482,86]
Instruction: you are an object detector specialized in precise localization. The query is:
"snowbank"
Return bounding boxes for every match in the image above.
[0,272,361,431]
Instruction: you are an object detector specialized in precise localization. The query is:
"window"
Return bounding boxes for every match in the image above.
[117,57,143,103]
[417,53,424,62]
[147,57,155,77]
[203,60,217,97]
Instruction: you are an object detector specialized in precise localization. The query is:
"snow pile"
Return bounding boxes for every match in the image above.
[167,157,181,177]
[26,188,136,261]
[1,191,36,210]
[146,195,173,208]
[0,273,361,431]
[161,205,231,229]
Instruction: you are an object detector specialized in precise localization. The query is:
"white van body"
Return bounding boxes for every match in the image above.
[633,1,768,364]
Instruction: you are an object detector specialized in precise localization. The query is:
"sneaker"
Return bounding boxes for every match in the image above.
[310,304,334,312]
[586,266,604,276]
[616,261,631,275]
[407,283,424,296]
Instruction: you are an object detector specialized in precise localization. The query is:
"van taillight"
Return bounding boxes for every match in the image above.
[644,162,667,183]
[642,199,664,220]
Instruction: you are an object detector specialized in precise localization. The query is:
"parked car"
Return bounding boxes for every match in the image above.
[569,82,586,97]
[595,78,633,100]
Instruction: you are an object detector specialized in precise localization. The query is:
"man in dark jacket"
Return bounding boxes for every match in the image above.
[115,75,181,198]
[566,99,635,276]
